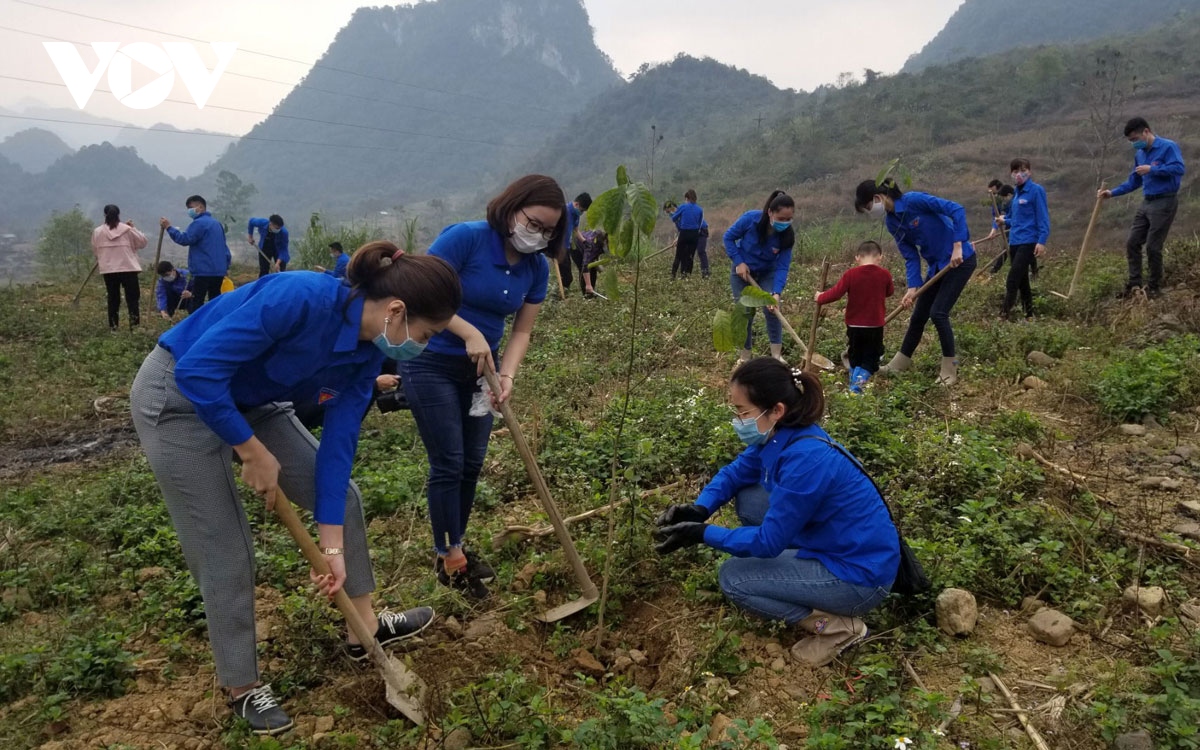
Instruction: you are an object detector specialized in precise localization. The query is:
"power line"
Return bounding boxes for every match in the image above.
[0,22,545,130]
[0,73,536,150]
[11,0,566,115]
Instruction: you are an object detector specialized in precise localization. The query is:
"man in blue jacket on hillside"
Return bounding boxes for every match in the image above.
[1099,116,1186,299]
[998,158,1050,321]
[247,214,290,277]
[161,195,231,311]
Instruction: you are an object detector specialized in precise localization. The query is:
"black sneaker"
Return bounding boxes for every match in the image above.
[435,557,490,599]
[346,607,436,662]
[464,550,495,583]
[228,685,293,736]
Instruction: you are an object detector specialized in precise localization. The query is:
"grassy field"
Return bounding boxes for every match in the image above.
[2,225,1200,749]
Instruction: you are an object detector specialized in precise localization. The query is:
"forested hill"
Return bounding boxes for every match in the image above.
[903,0,1200,73]
[0,128,71,174]
[526,55,798,198]
[204,0,620,213]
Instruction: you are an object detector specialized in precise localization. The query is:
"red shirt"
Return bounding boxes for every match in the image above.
[816,264,895,327]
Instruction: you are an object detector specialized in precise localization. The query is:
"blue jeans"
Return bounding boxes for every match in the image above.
[899,253,976,358]
[731,268,783,347]
[717,485,891,624]
[397,351,494,554]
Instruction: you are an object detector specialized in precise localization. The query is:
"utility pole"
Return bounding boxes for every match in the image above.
[755,113,765,131]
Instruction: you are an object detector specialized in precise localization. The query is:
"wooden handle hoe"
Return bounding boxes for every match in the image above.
[71,262,99,307]
[643,239,678,263]
[805,259,832,372]
[883,262,955,326]
[482,369,600,621]
[746,277,835,370]
[152,225,165,271]
[1051,191,1104,300]
[273,490,428,725]
[551,256,567,300]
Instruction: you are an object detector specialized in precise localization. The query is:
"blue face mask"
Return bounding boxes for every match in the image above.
[772,220,791,232]
[186,207,199,219]
[1132,140,1148,151]
[731,409,769,446]
[373,315,426,361]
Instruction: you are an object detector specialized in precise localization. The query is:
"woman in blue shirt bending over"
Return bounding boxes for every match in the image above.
[670,189,704,279]
[724,190,797,362]
[130,242,461,736]
[855,178,977,386]
[655,358,898,666]
[399,174,562,599]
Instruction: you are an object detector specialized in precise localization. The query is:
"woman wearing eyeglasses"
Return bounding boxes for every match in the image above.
[398,174,565,598]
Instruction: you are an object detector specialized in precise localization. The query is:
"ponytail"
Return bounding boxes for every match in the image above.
[345,240,462,321]
[731,357,824,429]
[103,204,120,229]
[755,190,796,249]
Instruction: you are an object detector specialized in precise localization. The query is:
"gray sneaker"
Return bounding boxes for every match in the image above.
[229,684,293,736]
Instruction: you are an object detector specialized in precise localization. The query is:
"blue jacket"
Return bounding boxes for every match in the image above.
[167,211,230,277]
[565,203,582,250]
[158,273,384,525]
[324,252,350,279]
[247,217,290,264]
[1005,180,1051,246]
[723,210,795,294]
[671,202,704,231]
[424,221,549,356]
[885,192,976,289]
[156,268,192,311]
[697,424,899,589]
[1111,135,1186,199]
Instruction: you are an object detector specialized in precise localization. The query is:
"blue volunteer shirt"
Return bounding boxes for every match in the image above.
[885,192,977,289]
[1110,135,1186,199]
[1006,180,1051,246]
[158,273,384,525]
[324,252,350,279]
[247,217,291,264]
[564,203,582,250]
[697,424,899,589]
[167,211,230,277]
[156,268,191,311]
[671,202,704,231]
[722,210,795,294]
[425,221,549,356]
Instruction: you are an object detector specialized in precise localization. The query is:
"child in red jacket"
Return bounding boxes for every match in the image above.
[815,241,895,393]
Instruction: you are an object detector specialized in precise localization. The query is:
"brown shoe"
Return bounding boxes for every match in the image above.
[791,610,868,667]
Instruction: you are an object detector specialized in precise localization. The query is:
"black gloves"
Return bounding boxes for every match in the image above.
[655,503,710,527]
[654,522,707,554]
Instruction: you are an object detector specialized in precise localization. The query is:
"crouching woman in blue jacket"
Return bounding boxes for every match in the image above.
[130,242,461,735]
[655,358,899,667]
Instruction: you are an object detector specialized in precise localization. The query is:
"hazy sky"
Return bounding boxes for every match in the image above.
[0,0,964,136]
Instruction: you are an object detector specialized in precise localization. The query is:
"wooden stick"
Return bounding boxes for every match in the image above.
[493,481,683,546]
[883,262,955,325]
[643,239,678,262]
[70,262,99,307]
[1053,190,1104,300]
[746,276,834,369]
[1114,529,1196,556]
[902,657,928,692]
[151,225,165,271]
[989,672,1051,750]
[551,256,567,300]
[806,258,831,372]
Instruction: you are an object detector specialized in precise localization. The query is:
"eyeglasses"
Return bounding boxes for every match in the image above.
[728,405,765,420]
[520,208,556,240]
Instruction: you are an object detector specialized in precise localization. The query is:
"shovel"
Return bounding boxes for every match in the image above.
[71,262,99,307]
[805,258,832,372]
[272,489,428,725]
[745,277,835,370]
[1051,190,1104,300]
[482,369,599,621]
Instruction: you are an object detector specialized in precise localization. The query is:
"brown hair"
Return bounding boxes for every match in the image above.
[856,240,882,257]
[103,204,120,229]
[1009,158,1031,172]
[346,241,462,321]
[731,357,824,429]
[486,174,567,261]
[684,189,697,202]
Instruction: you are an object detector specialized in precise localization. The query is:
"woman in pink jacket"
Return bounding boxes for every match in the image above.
[91,204,148,330]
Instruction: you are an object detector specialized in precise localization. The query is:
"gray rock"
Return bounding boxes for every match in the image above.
[1120,424,1148,437]
[1020,596,1046,614]
[1180,601,1200,624]
[464,614,500,640]
[1143,415,1163,430]
[444,727,473,750]
[1114,729,1153,750]
[1028,608,1075,646]
[936,588,978,636]
[1161,478,1184,492]
[1175,522,1200,542]
[1026,351,1057,368]
[1174,445,1197,460]
[1123,585,1166,617]
[1140,476,1169,489]
[1162,455,1185,466]
[1022,376,1049,390]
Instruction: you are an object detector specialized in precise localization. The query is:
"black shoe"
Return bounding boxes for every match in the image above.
[229,685,293,736]
[1118,285,1141,300]
[463,550,495,583]
[435,557,490,599]
[346,607,436,662]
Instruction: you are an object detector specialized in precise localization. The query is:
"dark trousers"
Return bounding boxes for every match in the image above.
[559,247,588,294]
[257,250,276,278]
[103,271,140,329]
[696,234,710,276]
[847,326,885,373]
[1002,243,1036,318]
[673,229,700,277]
[899,254,976,358]
[1127,195,1178,291]
[190,275,224,311]
[163,288,183,317]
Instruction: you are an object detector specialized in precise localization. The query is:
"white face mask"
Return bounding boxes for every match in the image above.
[869,199,887,218]
[511,222,549,254]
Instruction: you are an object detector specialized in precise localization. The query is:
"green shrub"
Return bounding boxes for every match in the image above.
[1091,335,1200,421]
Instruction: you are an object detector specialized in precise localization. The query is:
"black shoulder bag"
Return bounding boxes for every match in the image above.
[793,435,931,596]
